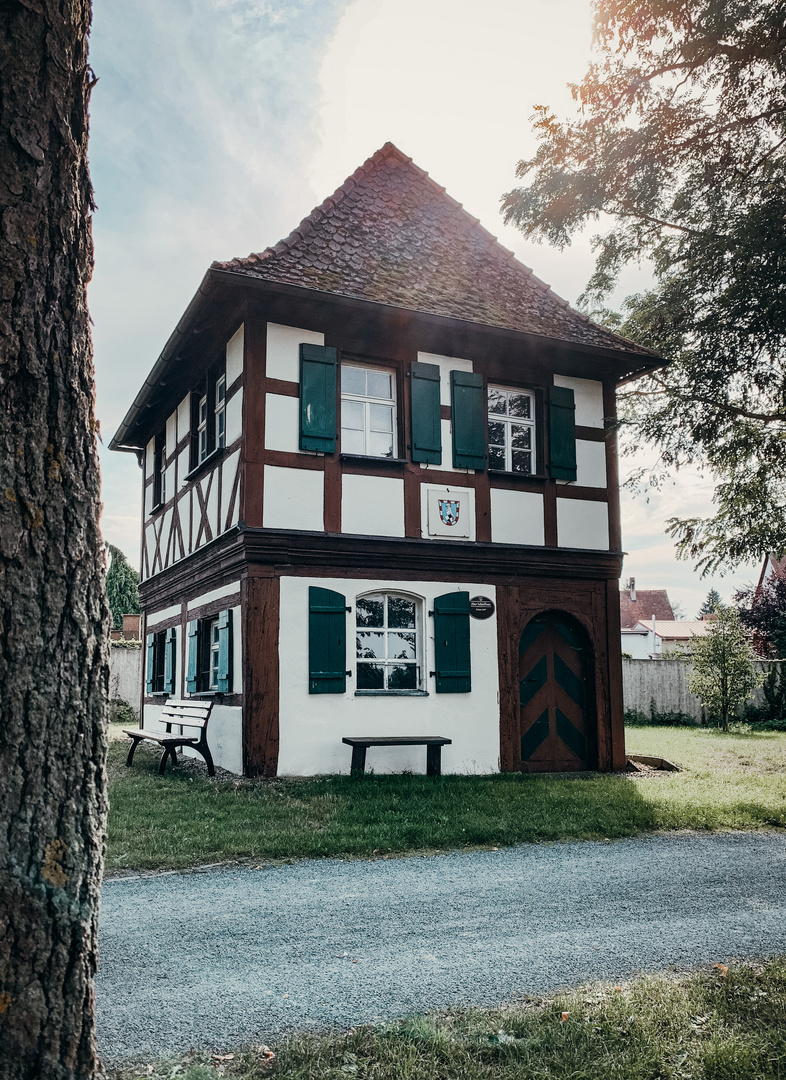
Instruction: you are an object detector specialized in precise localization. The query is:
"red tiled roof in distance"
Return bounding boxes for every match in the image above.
[619,589,675,629]
[213,143,656,356]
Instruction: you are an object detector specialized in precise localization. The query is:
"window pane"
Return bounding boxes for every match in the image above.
[216,378,226,403]
[488,420,506,445]
[489,445,505,471]
[341,427,365,455]
[512,449,533,474]
[342,400,364,430]
[511,425,531,448]
[370,404,393,431]
[356,631,385,658]
[356,597,384,627]
[388,664,417,690]
[369,431,394,458]
[507,393,531,418]
[357,662,384,689]
[387,632,416,660]
[388,597,415,628]
[488,387,507,415]
[366,370,392,400]
[342,367,366,395]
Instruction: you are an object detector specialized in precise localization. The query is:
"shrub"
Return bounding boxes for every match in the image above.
[624,699,698,727]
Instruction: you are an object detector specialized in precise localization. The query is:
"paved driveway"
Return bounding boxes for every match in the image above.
[97,831,786,1061]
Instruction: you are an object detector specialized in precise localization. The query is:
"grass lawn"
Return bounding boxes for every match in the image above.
[106,958,786,1079]
[105,723,786,873]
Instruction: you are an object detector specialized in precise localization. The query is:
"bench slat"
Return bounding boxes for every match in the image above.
[342,736,452,747]
[122,728,199,745]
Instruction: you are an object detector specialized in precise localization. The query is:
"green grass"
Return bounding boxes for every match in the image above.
[107,958,786,1079]
[105,724,786,873]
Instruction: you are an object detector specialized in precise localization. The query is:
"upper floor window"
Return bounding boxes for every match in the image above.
[488,386,535,474]
[341,365,396,458]
[192,364,226,470]
[356,593,421,690]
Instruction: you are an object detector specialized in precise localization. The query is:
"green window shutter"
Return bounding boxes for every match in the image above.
[451,371,485,470]
[186,620,199,694]
[217,609,232,693]
[549,385,577,481]
[164,627,177,695]
[299,343,337,452]
[433,591,471,693]
[145,632,155,694]
[410,362,442,464]
[309,586,347,694]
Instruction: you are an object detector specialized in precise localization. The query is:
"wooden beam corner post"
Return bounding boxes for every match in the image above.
[242,573,280,776]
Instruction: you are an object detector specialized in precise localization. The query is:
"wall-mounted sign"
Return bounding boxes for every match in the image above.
[469,596,495,620]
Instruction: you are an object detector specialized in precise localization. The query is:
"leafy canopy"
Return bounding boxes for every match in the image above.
[502,0,786,574]
[685,606,761,728]
[105,544,140,631]
[737,570,786,658]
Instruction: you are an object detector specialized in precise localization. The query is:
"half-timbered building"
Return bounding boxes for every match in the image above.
[111,143,659,776]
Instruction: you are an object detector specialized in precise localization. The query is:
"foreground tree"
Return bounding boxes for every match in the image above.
[105,545,140,630]
[502,0,786,574]
[0,3,108,1078]
[686,608,761,730]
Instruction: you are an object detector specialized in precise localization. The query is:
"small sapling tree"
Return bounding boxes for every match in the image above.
[687,607,761,731]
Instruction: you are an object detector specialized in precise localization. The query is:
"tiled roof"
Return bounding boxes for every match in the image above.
[213,143,656,357]
[619,589,675,628]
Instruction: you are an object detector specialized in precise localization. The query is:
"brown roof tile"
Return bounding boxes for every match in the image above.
[213,143,655,356]
[619,590,675,628]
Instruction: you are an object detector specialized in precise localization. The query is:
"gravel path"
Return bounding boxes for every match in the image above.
[97,832,786,1061]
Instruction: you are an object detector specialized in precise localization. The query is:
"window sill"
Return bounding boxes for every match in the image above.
[488,470,548,482]
[184,445,225,483]
[340,454,408,468]
[354,690,429,697]
[188,690,228,698]
[149,501,164,515]
[149,691,169,697]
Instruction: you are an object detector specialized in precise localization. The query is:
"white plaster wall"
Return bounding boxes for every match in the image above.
[266,323,324,383]
[161,508,173,568]
[147,603,181,627]
[553,375,604,428]
[490,488,545,545]
[417,352,473,405]
[621,631,652,660]
[145,437,155,476]
[557,498,610,550]
[177,394,190,442]
[109,646,142,713]
[166,410,177,457]
[187,581,241,612]
[164,463,176,502]
[264,393,300,453]
[342,474,405,537]
[177,447,190,491]
[420,483,476,540]
[226,323,244,385]
[144,481,154,519]
[181,491,192,555]
[277,576,500,776]
[207,473,219,539]
[226,386,243,445]
[221,449,240,531]
[575,440,607,488]
[263,465,324,531]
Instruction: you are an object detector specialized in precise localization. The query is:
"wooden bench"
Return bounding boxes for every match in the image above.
[342,736,452,777]
[124,699,215,777]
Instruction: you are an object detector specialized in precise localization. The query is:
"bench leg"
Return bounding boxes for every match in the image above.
[350,745,367,776]
[126,737,142,767]
[426,744,442,777]
[158,746,176,776]
[198,744,216,777]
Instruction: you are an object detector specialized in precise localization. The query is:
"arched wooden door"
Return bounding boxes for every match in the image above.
[518,612,596,772]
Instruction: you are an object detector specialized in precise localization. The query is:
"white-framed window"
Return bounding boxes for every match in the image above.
[487,386,536,474]
[341,365,397,458]
[215,374,226,450]
[208,618,220,690]
[355,592,422,691]
[198,394,209,463]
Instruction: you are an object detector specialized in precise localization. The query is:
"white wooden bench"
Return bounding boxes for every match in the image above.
[123,699,215,777]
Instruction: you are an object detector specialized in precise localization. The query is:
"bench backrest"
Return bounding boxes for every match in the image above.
[161,699,212,731]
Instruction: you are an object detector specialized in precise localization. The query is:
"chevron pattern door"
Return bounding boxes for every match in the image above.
[518,613,595,772]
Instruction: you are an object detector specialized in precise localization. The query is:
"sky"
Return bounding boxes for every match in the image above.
[87,0,758,616]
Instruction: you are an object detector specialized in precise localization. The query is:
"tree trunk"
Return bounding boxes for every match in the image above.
[0,3,108,1079]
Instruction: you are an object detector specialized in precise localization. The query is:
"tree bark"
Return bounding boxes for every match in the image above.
[0,2,108,1078]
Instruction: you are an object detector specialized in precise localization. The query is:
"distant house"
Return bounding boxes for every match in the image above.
[624,618,711,659]
[620,578,675,656]
[757,554,786,594]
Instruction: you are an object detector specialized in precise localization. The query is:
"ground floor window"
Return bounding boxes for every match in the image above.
[146,627,176,695]
[187,610,232,694]
[355,593,421,690]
